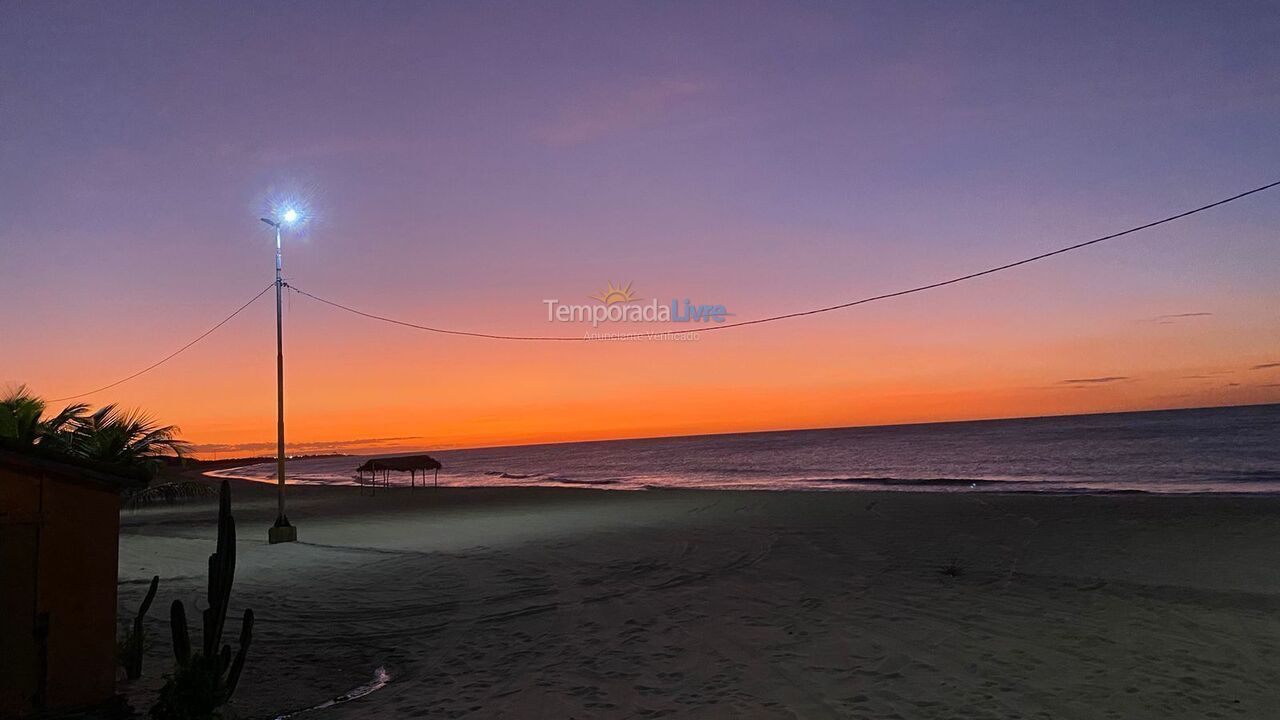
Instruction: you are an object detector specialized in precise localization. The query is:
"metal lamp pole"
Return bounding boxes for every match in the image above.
[261,213,298,544]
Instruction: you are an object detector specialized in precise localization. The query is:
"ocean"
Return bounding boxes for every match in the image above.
[213,403,1280,494]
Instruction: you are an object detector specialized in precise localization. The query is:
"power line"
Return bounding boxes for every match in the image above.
[288,178,1280,341]
[32,177,1280,403]
[49,283,275,402]
[288,284,594,341]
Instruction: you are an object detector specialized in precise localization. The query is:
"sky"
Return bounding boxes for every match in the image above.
[2,1,1279,456]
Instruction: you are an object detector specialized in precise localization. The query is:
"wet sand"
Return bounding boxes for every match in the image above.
[118,481,1280,718]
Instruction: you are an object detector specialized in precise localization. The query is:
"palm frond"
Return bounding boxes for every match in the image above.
[4,387,193,485]
[0,384,47,445]
[1,385,90,449]
[67,405,192,477]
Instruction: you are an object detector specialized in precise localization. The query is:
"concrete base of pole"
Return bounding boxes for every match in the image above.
[268,524,297,544]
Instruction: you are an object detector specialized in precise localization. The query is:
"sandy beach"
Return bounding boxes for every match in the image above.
[117,481,1280,719]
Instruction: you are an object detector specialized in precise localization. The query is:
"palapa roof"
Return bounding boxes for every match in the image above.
[356,454,442,472]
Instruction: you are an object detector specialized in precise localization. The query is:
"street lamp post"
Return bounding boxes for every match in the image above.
[261,210,299,544]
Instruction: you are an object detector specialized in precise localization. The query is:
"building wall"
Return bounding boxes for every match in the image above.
[0,470,41,717]
[0,465,120,717]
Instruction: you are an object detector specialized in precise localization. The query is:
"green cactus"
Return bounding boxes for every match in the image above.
[120,574,159,680]
[152,481,254,719]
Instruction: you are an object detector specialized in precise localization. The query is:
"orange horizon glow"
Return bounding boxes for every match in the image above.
[13,271,1280,459]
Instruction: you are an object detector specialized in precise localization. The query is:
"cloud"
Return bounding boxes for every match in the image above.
[1251,362,1280,370]
[191,436,424,454]
[1059,376,1131,385]
[538,78,706,146]
[1179,370,1231,379]
[1147,312,1212,324]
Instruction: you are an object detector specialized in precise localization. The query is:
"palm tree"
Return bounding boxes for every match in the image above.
[67,404,213,508]
[67,404,192,478]
[3,387,212,507]
[0,384,87,449]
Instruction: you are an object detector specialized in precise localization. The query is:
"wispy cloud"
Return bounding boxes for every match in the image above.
[1059,376,1131,385]
[1251,362,1280,370]
[191,436,424,453]
[1145,312,1212,325]
[538,78,706,146]
[1180,370,1232,379]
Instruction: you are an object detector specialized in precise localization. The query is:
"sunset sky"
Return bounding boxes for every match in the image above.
[3,1,1279,456]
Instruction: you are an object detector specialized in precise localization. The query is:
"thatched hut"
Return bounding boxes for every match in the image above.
[355,454,442,494]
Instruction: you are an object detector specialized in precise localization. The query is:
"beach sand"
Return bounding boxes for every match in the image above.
[117,481,1280,718]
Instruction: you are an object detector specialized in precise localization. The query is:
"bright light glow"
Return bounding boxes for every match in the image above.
[282,208,300,224]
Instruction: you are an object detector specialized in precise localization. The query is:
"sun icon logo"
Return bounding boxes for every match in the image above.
[591,281,638,305]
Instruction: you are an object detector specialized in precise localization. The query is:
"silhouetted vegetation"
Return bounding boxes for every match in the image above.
[1,384,210,506]
[119,575,160,681]
[152,481,253,720]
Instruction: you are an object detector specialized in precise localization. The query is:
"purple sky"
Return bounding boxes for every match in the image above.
[3,2,1279,450]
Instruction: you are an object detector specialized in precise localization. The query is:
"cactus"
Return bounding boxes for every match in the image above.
[152,481,254,719]
[120,575,160,680]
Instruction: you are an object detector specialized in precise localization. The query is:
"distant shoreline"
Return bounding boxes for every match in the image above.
[185,403,1278,495]
[199,466,1280,498]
